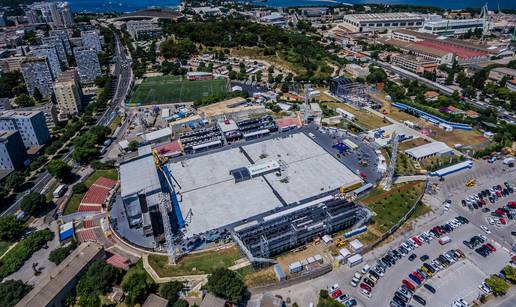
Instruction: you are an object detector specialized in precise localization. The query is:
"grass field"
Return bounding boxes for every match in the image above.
[323,102,389,130]
[0,241,10,258]
[361,181,426,233]
[130,75,228,105]
[148,246,242,277]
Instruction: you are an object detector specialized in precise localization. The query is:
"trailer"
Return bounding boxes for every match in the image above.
[347,254,363,267]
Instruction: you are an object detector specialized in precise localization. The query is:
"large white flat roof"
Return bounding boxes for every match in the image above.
[405,141,452,159]
[167,133,362,236]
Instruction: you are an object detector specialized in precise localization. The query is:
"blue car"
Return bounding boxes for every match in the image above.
[409,273,421,285]
[345,299,357,307]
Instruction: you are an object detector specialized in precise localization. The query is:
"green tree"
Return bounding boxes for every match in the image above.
[122,271,155,306]
[503,265,516,284]
[48,240,77,264]
[5,171,25,191]
[20,193,50,216]
[14,94,35,107]
[47,160,72,181]
[205,268,246,304]
[0,279,32,307]
[72,183,88,194]
[159,281,184,304]
[128,140,139,151]
[172,299,189,307]
[485,275,509,296]
[76,260,122,306]
[0,215,27,241]
[32,88,43,102]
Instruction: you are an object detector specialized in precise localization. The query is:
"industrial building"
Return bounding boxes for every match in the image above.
[167,133,363,237]
[15,242,104,307]
[391,53,438,74]
[405,141,453,160]
[198,97,266,122]
[339,13,424,32]
[421,17,486,36]
[0,110,50,149]
[126,20,162,40]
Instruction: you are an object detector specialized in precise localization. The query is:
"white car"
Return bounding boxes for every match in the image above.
[354,272,363,279]
[361,264,370,274]
[479,282,492,294]
[328,284,340,293]
[456,298,469,307]
[444,203,451,211]
[360,288,371,298]
[350,277,360,287]
[480,225,491,234]
[487,217,495,225]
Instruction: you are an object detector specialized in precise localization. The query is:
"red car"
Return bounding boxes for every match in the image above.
[414,271,425,282]
[360,283,372,292]
[331,289,343,299]
[500,218,507,225]
[496,191,502,197]
[402,279,415,291]
[495,209,505,216]
[411,237,422,246]
[485,243,496,252]
[508,201,516,209]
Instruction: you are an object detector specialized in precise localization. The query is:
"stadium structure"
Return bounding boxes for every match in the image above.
[116,132,371,263]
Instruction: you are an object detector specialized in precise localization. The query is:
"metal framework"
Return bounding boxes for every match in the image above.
[383,131,398,191]
[303,84,311,124]
[480,4,490,43]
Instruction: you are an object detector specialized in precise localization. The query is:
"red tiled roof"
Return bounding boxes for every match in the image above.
[106,253,130,270]
[155,141,182,157]
[81,185,110,205]
[77,229,97,242]
[78,205,102,212]
[82,219,99,228]
[276,116,303,129]
[93,177,117,189]
[414,41,487,60]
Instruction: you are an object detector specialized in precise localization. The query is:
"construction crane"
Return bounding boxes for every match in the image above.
[303,83,312,125]
[480,3,490,43]
[152,149,178,265]
[383,131,398,191]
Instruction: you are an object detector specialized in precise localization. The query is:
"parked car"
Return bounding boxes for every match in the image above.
[408,254,417,261]
[420,255,429,261]
[413,294,426,305]
[424,283,436,293]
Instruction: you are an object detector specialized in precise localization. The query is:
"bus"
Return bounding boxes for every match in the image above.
[53,184,67,198]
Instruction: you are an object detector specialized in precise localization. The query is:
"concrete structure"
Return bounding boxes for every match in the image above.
[126,20,162,40]
[0,56,27,72]
[81,30,102,53]
[15,242,104,307]
[488,67,516,82]
[260,12,287,27]
[49,29,72,55]
[26,1,74,27]
[41,35,69,66]
[32,44,62,78]
[120,146,167,240]
[168,133,363,237]
[0,110,50,149]
[0,130,27,171]
[391,53,437,74]
[421,17,486,36]
[54,69,83,121]
[345,64,369,78]
[200,293,226,307]
[20,57,54,97]
[198,97,266,122]
[404,141,453,160]
[74,47,102,84]
[340,13,424,32]
[142,294,168,307]
[429,160,473,177]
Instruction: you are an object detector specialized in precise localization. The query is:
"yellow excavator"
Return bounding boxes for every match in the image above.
[466,178,476,187]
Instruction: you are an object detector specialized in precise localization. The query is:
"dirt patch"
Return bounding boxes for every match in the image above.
[362,181,420,204]
[398,138,430,151]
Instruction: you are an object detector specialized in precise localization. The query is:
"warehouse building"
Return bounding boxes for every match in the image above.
[421,17,486,36]
[339,13,424,32]
[404,141,453,160]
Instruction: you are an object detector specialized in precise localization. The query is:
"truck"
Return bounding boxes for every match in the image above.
[53,184,67,198]
[439,236,452,245]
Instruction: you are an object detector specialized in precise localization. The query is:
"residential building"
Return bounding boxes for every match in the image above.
[0,56,27,72]
[0,110,50,149]
[0,130,27,171]
[20,57,54,97]
[16,103,58,129]
[49,2,64,27]
[31,44,62,78]
[421,16,487,36]
[26,1,74,28]
[74,47,102,84]
[54,69,83,121]
[49,29,72,55]
[41,36,69,66]
[59,2,74,27]
[391,53,438,74]
[15,242,104,307]
[126,20,162,40]
[81,30,102,53]
[345,64,369,78]
[339,13,424,32]
[507,79,516,92]
[488,67,516,82]
[142,294,169,307]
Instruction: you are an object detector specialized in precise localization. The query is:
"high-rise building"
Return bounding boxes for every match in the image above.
[74,47,101,84]
[59,2,74,27]
[25,2,74,28]
[0,130,27,171]
[49,29,72,55]
[80,31,102,53]
[20,57,54,98]
[32,45,62,78]
[0,111,50,149]
[41,36,69,66]
[49,2,64,27]
[54,69,83,121]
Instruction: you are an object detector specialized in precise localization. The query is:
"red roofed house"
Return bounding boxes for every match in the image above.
[276,116,303,131]
[466,110,480,118]
[446,105,465,115]
[424,91,439,101]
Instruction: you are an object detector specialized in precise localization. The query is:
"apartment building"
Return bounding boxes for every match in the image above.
[54,69,83,121]
[0,130,27,171]
[41,36,69,66]
[74,47,102,84]
[126,21,162,40]
[20,57,54,97]
[0,110,50,149]
[31,44,62,78]
[49,29,72,55]
[391,54,438,74]
[81,30,102,53]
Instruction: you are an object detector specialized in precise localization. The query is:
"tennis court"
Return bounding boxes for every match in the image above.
[130,75,228,105]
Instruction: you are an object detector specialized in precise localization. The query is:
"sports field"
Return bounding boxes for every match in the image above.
[130,75,228,105]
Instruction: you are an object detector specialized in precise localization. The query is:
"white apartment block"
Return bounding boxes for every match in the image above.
[20,57,54,98]
[0,111,50,149]
[54,69,83,121]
